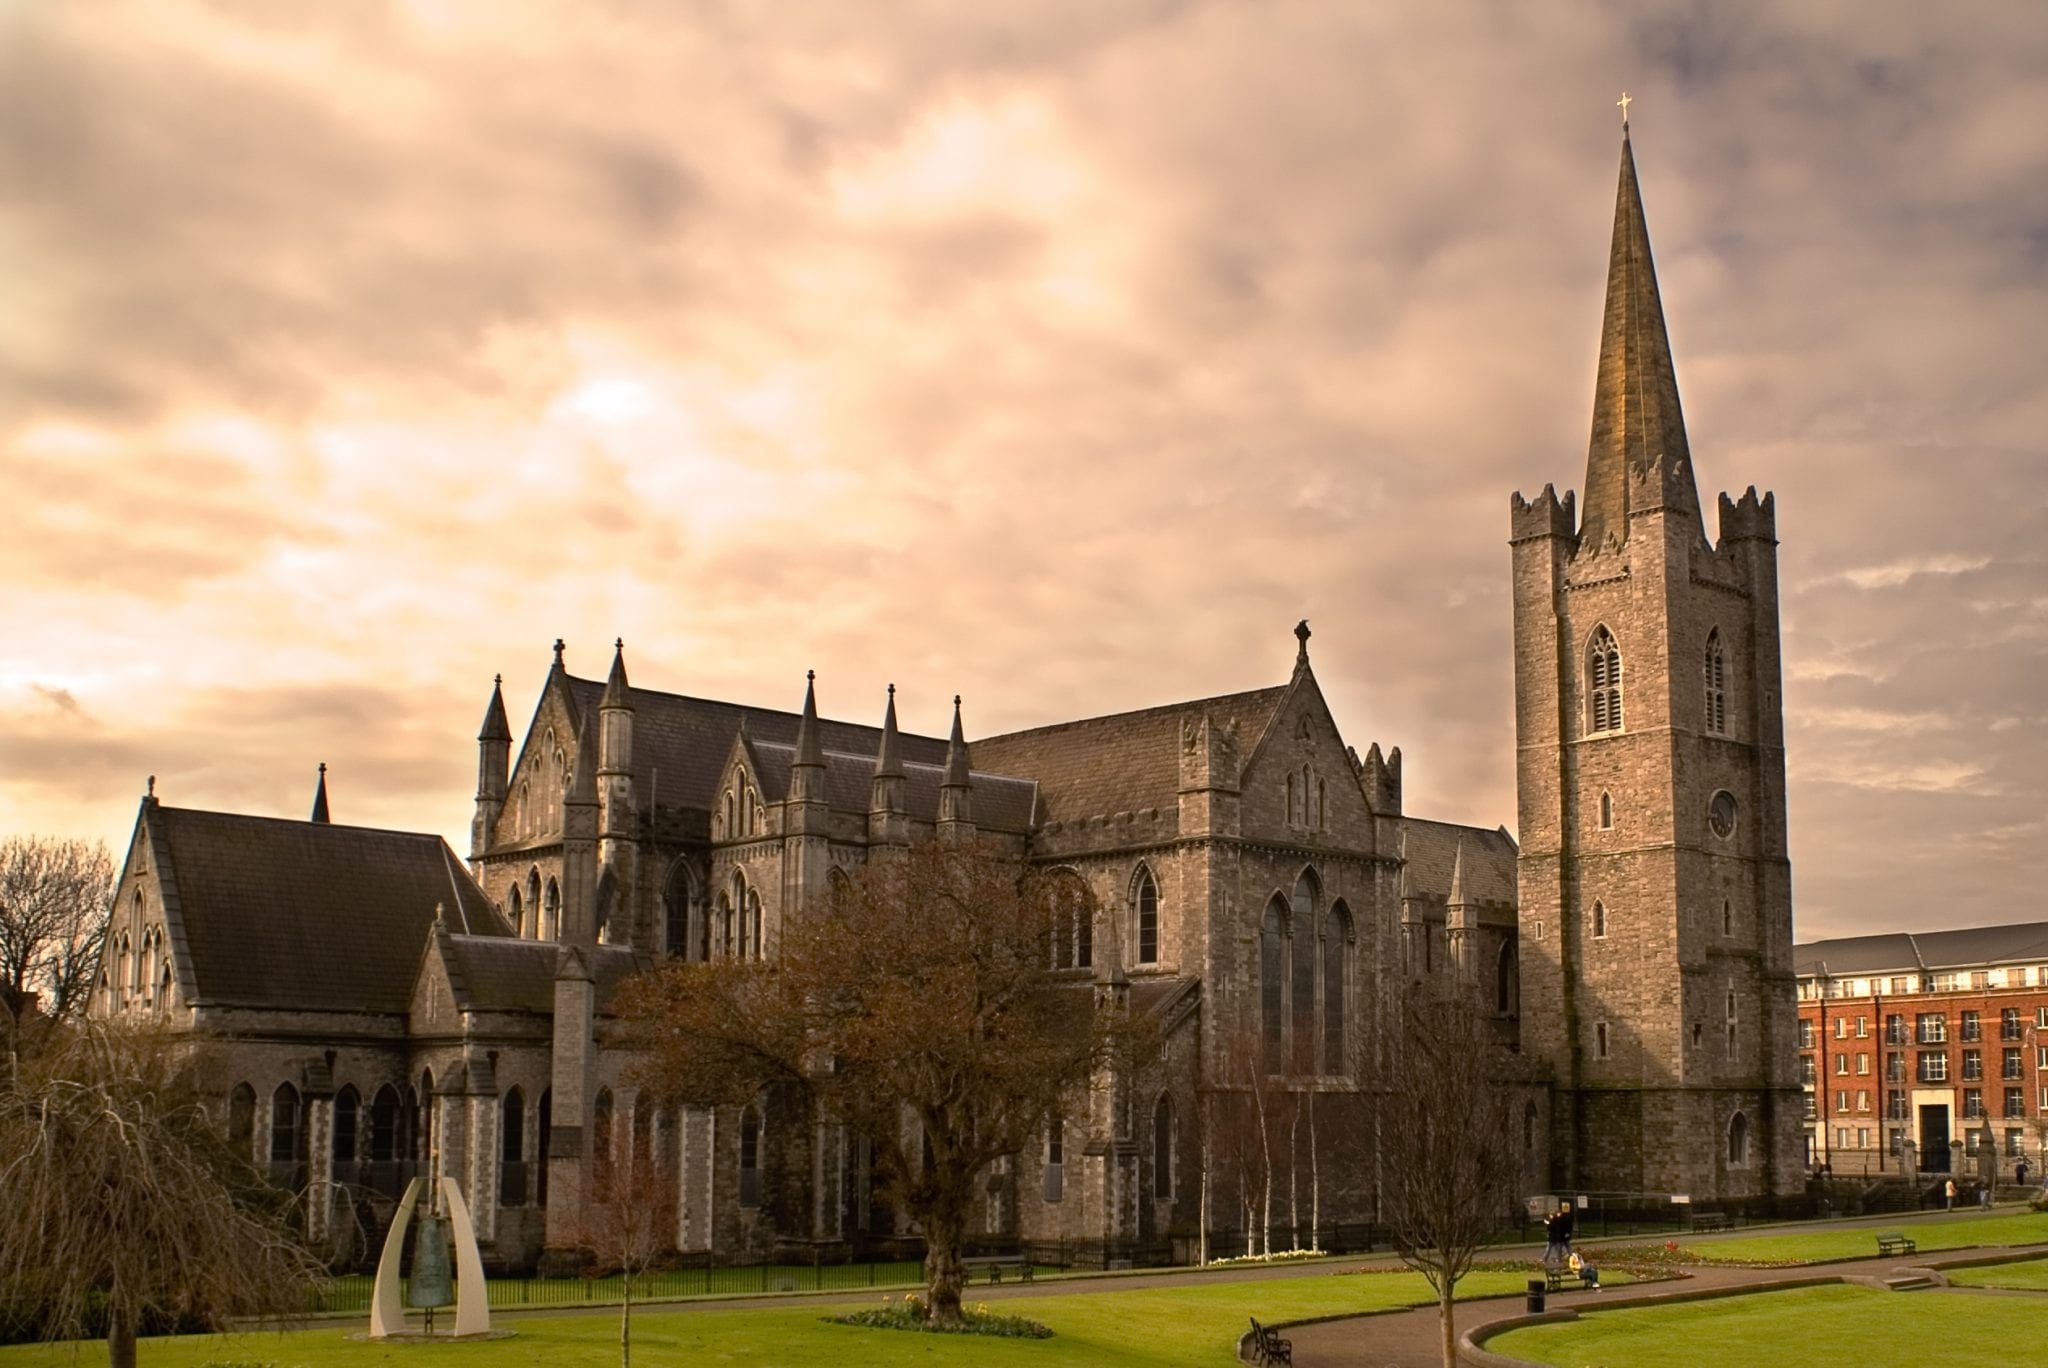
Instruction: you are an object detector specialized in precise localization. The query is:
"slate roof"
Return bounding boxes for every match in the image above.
[437,933,643,1015]
[971,686,1291,825]
[149,803,506,1013]
[558,676,951,814]
[1400,818,1518,907]
[747,743,1038,833]
[1794,922,2048,978]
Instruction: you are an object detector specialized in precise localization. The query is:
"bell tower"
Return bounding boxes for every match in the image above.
[1510,122,1801,1204]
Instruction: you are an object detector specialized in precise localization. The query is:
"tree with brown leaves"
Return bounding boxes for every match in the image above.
[1379,982,1520,1368]
[0,1023,323,1368]
[618,842,1138,1324]
[0,835,114,1069]
[575,1124,679,1368]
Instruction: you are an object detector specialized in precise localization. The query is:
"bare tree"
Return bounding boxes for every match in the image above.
[0,836,115,1066]
[574,1126,679,1368]
[0,1023,323,1368]
[618,843,1143,1324]
[1379,982,1519,1368]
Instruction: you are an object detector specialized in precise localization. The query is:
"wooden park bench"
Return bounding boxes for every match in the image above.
[961,1255,1034,1285]
[1247,1316,1293,1367]
[1689,1210,1732,1232]
[1876,1232,1918,1257]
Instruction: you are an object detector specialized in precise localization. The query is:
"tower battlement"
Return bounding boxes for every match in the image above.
[1510,485,1578,544]
[1717,486,1777,544]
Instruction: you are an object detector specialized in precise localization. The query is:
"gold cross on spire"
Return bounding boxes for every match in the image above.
[1617,90,1632,126]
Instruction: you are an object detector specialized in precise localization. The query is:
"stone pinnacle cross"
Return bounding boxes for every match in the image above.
[1617,90,1632,126]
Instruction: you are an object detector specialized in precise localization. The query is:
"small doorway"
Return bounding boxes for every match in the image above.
[1918,1104,1951,1173]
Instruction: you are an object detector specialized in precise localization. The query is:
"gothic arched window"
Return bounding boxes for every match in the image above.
[1704,630,1727,735]
[1047,872,1091,971]
[1261,898,1285,1075]
[270,1082,302,1168]
[1727,1111,1750,1166]
[543,877,560,940]
[1323,901,1351,1073]
[508,883,525,937]
[1290,872,1318,1072]
[527,868,542,929]
[1152,1094,1175,1200]
[333,1085,359,1166]
[719,893,735,958]
[1497,941,1520,1016]
[747,888,764,960]
[663,863,694,959]
[739,1107,763,1207]
[369,1084,401,1162]
[1588,626,1623,734]
[501,1087,525,1206]
[1599,791,1614,830]
[1133,866,1159,965]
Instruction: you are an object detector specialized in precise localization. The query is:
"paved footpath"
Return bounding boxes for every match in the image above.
[1283,1211,2048,1368]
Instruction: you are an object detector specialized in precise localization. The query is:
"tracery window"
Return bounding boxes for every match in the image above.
[1704,630,1727,735]
[1260,899,1285,1074]
[1587,626,1623,734]
[1048,872,1091,971]
[1290,873,1317,1071]
[1323,901,1351,1073]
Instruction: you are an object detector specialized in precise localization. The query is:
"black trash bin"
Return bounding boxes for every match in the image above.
[1526,1278,1546,1314]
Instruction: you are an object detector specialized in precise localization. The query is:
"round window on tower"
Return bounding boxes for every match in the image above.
[1708,790,1737,839]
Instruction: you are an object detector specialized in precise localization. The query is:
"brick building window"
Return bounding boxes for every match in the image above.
[2002,1008,2024,1041]
[1917,1013,1947,1045]
[1886,1014,1907,1044]
[1799,1020,1813,1048]
[2006,1048,2024,1080]
[1800,1056,1816,1085]
[1961,1011,1981,1042]
[2006,1088,2025,1119]
[1857,1053,1870,1075]
[1964,1050,1983,1081]
[2010,1129,2025,1156]
[1857,1016,1869,1038]
[1887,1054,1905,1083]
[1973,971,1991,990]
[1835,1055,1849,1076]
[1918,1053,1948,1083]
[1964,1089,1984,1119]
[1856,1090,1869,1112]
[1587,627,1623,734]
[1891,977,1910,995]
[1703,631,1727,735]
[1887,1094,1906,1121]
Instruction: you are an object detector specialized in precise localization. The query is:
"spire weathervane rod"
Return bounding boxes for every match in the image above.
[1617,90,1632,127]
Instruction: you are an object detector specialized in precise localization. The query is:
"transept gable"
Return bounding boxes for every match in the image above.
[1234,659,1381,846]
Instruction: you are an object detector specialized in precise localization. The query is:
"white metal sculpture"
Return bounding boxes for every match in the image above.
[367,1176,493,1339]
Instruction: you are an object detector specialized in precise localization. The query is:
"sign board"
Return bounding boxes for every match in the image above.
[1670,1194,1691,1204]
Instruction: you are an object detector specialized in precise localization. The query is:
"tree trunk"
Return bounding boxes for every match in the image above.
[1287,1094,1299,1249]
[1438,1282,1456,1368]
[924,1208,967,1325]
[106,1302,137,1368]
[1308,1088,1320,1250]
[620,1273,632,1368]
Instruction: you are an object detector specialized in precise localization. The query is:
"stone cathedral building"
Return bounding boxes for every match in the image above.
[91,129,1801,1272]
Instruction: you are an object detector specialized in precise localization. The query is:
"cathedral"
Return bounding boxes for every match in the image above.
[91,128,1802,1272]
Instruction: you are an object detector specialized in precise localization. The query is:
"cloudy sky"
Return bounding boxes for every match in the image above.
[3,2,2043,941]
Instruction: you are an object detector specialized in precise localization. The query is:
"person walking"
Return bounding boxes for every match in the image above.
[2017,1157,2030,1188]
[1945,1177,1957,1210]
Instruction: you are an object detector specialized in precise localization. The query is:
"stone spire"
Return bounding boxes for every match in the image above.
[472,674,511,858]
[937,695,974,841]
[1446,837,1472,979]
[310,763,330,824]
[790,670,827,812]
[1578,128,1703,557]
[597,641,635,840]
[794,670,824,769]
[869,685,908,847]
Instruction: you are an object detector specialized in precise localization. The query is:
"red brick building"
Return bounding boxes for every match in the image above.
[1794,924,2048,1180]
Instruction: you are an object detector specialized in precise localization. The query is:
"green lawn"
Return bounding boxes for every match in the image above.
[1673,1210,2048,1265]
[315,1261,930,1311]
[1948,1256,2048,1291]
[0,1268,1547,1368]
[1490,1283,2048,1367]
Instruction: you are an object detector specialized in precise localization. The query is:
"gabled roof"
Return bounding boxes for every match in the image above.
[972,685,1289,825]
[436,933,643,1015]
[1794,921,2048,979]
[1401,818,1517,908]
[145,802,506,1013]
[559,675,952,814]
